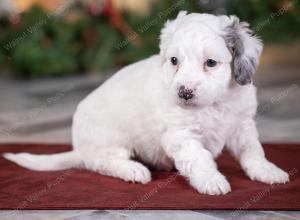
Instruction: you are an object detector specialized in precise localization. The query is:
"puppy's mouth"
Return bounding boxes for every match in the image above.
[178,99,198,108]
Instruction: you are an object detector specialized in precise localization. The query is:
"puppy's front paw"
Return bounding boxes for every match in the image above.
[122,162,151,184]
[190,172,231,195]
[245,159,289,184]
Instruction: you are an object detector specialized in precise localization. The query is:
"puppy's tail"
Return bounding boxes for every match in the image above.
[2,151,83,171]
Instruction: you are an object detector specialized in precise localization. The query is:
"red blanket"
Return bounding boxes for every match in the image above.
[0,143,299,210]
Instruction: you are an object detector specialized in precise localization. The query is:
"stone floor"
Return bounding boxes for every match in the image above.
[0,64,299,219]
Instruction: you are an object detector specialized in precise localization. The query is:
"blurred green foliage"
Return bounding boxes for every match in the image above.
[227,0,300,43]
[0,0,299,78]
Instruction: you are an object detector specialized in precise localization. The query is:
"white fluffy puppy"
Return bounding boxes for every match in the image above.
[4,12,289,195]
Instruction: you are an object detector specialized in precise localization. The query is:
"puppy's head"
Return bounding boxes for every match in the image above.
[160,11,263,107]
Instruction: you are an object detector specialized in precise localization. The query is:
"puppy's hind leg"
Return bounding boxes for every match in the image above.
[86,147,151,184]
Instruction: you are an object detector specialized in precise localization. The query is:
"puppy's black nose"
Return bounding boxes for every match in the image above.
[178,85,194,100]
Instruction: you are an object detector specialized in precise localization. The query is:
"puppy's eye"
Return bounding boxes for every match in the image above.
[171,57,178,66]
[205,59,217,68]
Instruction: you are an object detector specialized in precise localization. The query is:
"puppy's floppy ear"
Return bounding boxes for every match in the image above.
[159,11,187,61]
[221,15,263,85]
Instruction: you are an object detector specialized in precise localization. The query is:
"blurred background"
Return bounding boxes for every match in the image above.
[0,0,300,143]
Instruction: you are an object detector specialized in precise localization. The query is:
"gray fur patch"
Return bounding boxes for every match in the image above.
[223,19,257,85]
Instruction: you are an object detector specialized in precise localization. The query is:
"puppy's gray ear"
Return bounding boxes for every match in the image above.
[221,16,263,85]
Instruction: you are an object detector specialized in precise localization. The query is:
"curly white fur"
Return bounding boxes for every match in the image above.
[3,12,289,195]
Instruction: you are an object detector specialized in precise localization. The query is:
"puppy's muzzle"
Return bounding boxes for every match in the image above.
[178,85,194,101]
